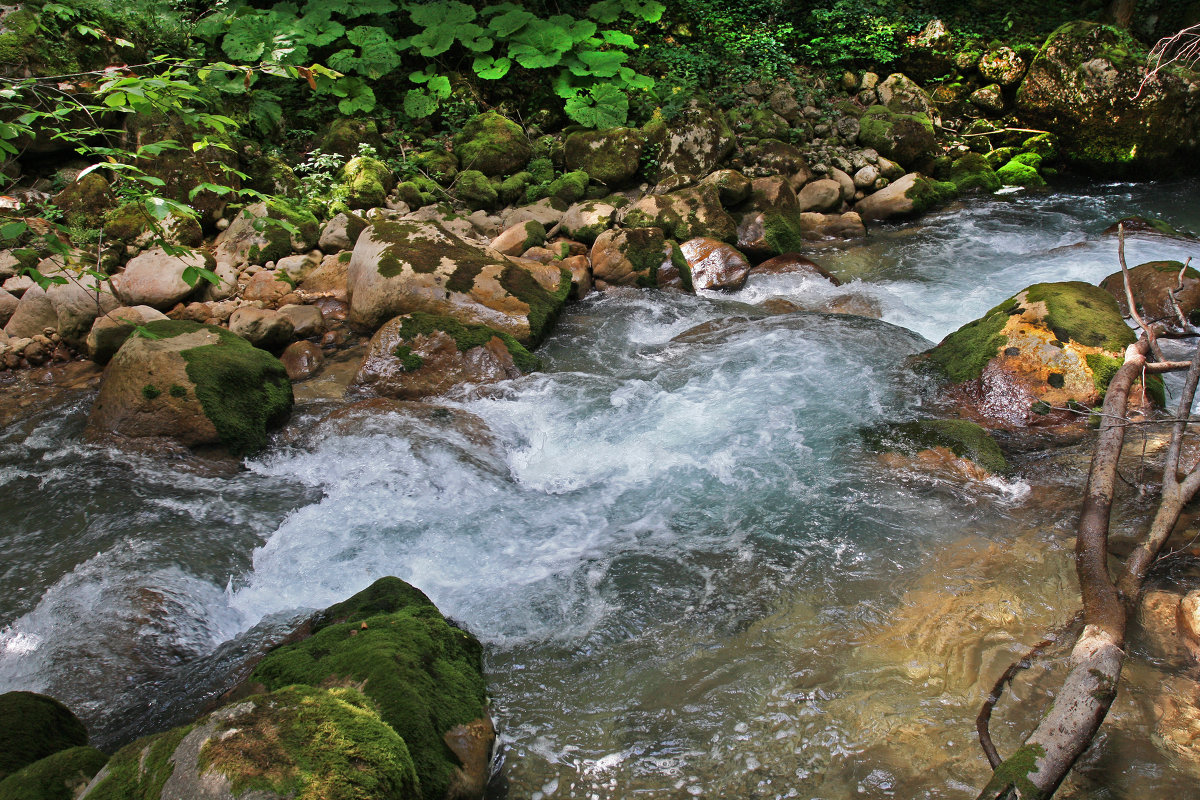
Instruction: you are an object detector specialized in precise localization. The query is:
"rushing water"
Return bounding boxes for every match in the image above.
[3,179,1200,798]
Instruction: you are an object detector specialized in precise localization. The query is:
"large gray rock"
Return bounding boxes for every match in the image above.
[642,100,735,179]
[110,247,207,310]
[564,127,644,188]
[796,179,843,213]
[620,185,737,243]
[86,305,169,364]
[854,173,956,221]
[228,307,295,351]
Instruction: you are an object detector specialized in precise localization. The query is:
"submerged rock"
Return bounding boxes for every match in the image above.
[354,312,538,399]
[86,320,293,456]
[863,418,1008,476]
[925,281,1149,428]
[345,219,570,346]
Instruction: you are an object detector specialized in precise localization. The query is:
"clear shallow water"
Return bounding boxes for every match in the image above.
[1,179,1200,798]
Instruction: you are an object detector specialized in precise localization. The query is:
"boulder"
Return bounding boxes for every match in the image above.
[924,281,1150,428]
[854,173,957,221]
[501,197,567,230]
[320,117,385,157]
[796,179,843,213]
[862,419,1008,475]
[228,307,295,352]
[996,158,1048,188]
[750,175,798,210]
[453,111,531,177]
[239,576,494,800]
[213,200,320,268]
[948,153,1001,194]
[242,269,294,307]
[86,305,169,364]
[857,105,940,168]
[277,303,325,338]
[700,169,752,206]
[0,288,17,326]
[276,250,323,284]
[978,46,1026,85]
[678,238,752,290]
[559,201,616,245]
[642,100,735,179]
[561,254,592,299]
[742,139,810,179]
[1015,21,1200,174]
[455,169,499,211]
[620,185,737,243]
[748,254,841,284]
[728,105,790,139]
[0,692,89,780]
[590,228,690,290]
[490,220,547,256]
[0,746,107,800]
[86,320,293,455]
[280,340,323,381]
[318,212,369,253]
[875,73,938,118]
[355,312,538,399]
[50,172,116,229]
[339,155,395,210]
[969,84,1006,115]
[3,284,57,339]
[111,247,210,310]
[1100,260,1200,328]
[1103,216,1196,240]
[80,685,420,800]
[298,253,351,301]
[346,219,570,345]
[564,127,644,188]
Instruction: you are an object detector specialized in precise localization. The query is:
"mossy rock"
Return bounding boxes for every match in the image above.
[620,184,737,244]
[0,9,38,75]
[564,127,644,188]
[642,101,736,180]
[925,281,1139,426]
[50,172,116,230]
[81,685,419,800]
[996,159,1047,188]
[0,692,89,780]
[1021,133,1059,161]
[102,202,203,249]
[498,172,533,205]
[863,419,1008,474]
[320,118,384,158]
[340,155,396,210]
[727,106,789,140]
[948,153,1001,194]
[257,200,320,264]
[1015,21,1199,175]
[454,170,499,211]
[857,105,938,168]
[855,173,957,222]
[0,746,108,800]
[453,112,531,177]
[122,114,239,227]
[412,149,459,186]
[85,320,293,456]
[243,152,300,196]
[249,578,488,800]
[545,170,589,205]
[984,146,1018,169]
[590,227,682,288]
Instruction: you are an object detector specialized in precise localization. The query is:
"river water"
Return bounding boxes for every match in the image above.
[2,179,1200,798]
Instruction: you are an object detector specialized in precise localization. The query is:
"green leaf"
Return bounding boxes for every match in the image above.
[487,8,536,36]
[334,78,377,115]
[458,23,493,52]
[403,89,439,118]
[473,55,511,80]
[0,221,28,241]
[564,83,629,128]
[222,15,273,61]
[410,25,456,57]
[575,49,625,77]
[427,75,452,99]
[600,29,636,48]
[410,1,476,28]
[181,265,222,288]
[618,67,654,90]
[345,26,403,79]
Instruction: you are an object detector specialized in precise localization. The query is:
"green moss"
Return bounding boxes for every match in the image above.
[563,128,644,187]
[340,156,394,210]
[1022,133,1059,160]
[857,106,937,166]
[83,725,191,800]
[395,182,425,209]
[761,209,806,256]
[390,312,540,373]
[250,578,487,800]
[907,176,959,215]
[454,169,499,211]
[0,9,37,67]
[863,419,1008,474]
[1024,282,1136,351]
[391,344,425,372]
[0,693,88,781]
[369,220,493,284]
[141,384,161,400]
[169,384,187,398]
[984,146,1018,169]
[497,263,571,346]
[948,153,1001,194]
[142,320,293,457]
[527,158,555,185]
[0,746,108,800]
[980,742,1048,799]
[320,118,382,158]
[671,243,694,293]
[1085,353,1123,398]
[1012,152,1043,169]
[198,686,419,800]
[546,170,589,205]
[338,251,353,264]
[996,159,1047,188]
[413,150,458,186]
[499,172,534,205]
[520,220,547,251]
[927,297,1020,382]
[452,111,531,177]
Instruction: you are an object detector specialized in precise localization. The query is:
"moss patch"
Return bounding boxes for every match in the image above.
[0,746,108,800]
[82,725,191,800]
[497,263,570,346]
[949,153,1001,194]
[671,243,694,293]
[141,384,161,400]
[452,111,531,177]
[391,314,539,372]
[455,170,499,211]
[980,742,1047,799]
[927,296,1020,383]
[1024,282,1136,351]
[250,577,487,800]
[0,692,88,780]
[391,344,425,373]
[198,686,419,800]
[863,419,1008,474]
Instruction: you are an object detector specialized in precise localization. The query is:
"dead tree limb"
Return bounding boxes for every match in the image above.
[976,336,1200,799]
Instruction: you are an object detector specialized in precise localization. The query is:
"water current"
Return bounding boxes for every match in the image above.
[2,179,1200,798]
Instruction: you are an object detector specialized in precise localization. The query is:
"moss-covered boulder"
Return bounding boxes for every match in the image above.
[0,692,89,780]
[620,184,737,244]
[948,153,1001,194]
[346,219,570,345]
[968,84,1006,115]
[700,169,752,206]
[727,105,790,140]
[1100,260,1200,328]
[857,105,939,168]
[564,127,644,188]
[454,170,499,211]
[452,112,530,177]
[0,746,108,800]
[863,419,1008,475]
[875,73,938,118]
[1102,215,1196,240]
[544,170,589,205]
[213,200,320,268]
[978,46,1026,85]
[559,200,616,245]
[1015,21,1200,175]
[855,173,957,221]
[995,158,1047,188]
[413,150,459,186]
[50,172,116,230]
[589,228,691,291]
[925,282,1145,428]
[354,312,538,399]
[122,114,239,227]
[320,117,385,157]
[80,685,419,800]
[340,155,396,210]
[642,101,736,180]
[490,220,546,256]
[102,202,203,251]
[241,577,492,800]
[85,320,293,456]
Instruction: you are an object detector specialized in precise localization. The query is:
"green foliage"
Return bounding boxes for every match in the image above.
[797,0,914,68]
